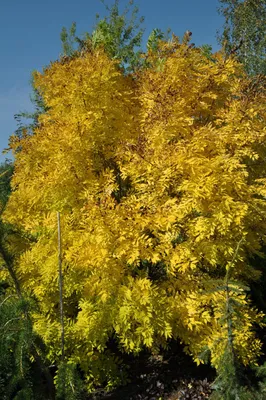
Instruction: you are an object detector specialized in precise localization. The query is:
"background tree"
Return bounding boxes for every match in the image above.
[60,0,144,72]
[218,0,266,75]
[218,2,266,379]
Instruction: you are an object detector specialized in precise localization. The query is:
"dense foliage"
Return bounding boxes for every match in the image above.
[3,33,266,394]
[61,0,145,72]
[1,1,266,398]
[219,0,266,74]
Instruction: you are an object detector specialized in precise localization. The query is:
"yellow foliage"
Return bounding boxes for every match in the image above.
[4,41,266,380]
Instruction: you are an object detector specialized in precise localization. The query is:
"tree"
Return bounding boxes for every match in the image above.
[4,36,266,393]
[12,0,144,164]
[210,240,266,399]
[60,0,144,72]
[218,0,266,75]
[0,161,55,399]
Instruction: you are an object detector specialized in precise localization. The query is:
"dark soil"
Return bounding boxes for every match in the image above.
[89,342,216,400]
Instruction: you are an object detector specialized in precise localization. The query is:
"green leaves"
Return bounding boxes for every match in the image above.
[60,0,145,72]
[0,296,41,399]
[218,0,266,75]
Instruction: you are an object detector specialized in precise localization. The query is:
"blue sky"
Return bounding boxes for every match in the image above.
[0,0,223,162]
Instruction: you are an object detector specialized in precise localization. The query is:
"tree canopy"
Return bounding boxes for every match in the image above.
[2,1,266,397]
[219,0,266,74]
[4,35,266,392]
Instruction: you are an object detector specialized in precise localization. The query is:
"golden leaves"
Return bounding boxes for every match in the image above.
[4,42,266,371]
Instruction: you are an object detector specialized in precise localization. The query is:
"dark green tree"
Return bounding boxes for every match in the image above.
[210,240,266,399]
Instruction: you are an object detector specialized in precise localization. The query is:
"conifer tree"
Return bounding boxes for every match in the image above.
[210,240,265,399]
[0,161,55,399]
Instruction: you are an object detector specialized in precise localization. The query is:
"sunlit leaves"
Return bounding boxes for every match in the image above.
[4,39,266,386]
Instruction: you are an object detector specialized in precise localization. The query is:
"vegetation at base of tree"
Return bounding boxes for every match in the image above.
[0,295,50,400]
[0,161,55,399]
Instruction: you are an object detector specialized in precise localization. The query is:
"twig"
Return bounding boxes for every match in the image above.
[57,212,65,362]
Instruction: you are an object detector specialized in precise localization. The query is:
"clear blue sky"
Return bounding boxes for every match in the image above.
[0,0,223,162]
